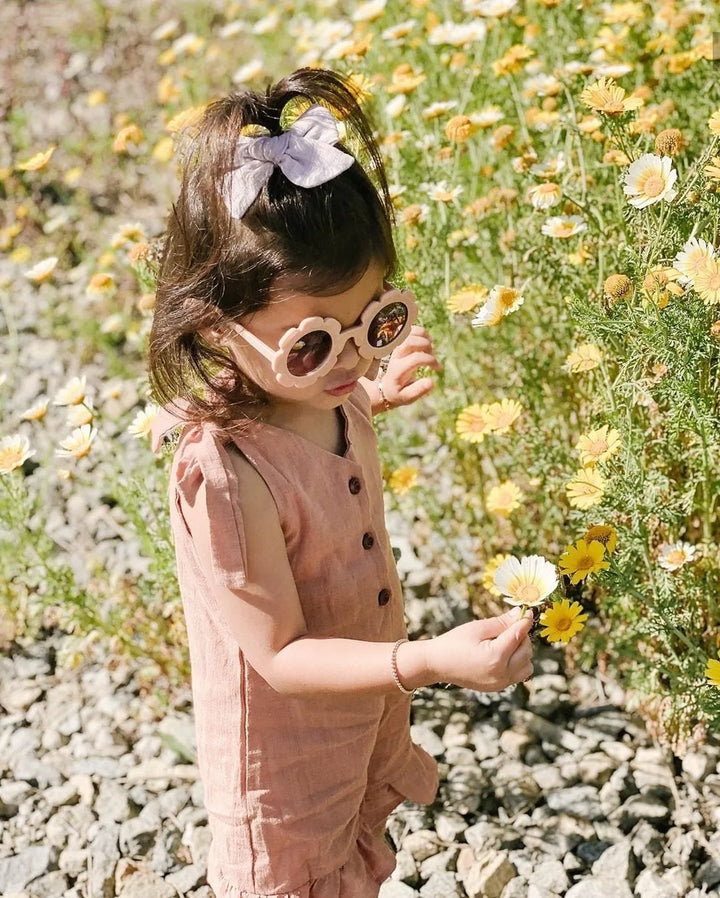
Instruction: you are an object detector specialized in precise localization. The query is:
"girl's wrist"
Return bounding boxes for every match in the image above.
[394,637,435,691]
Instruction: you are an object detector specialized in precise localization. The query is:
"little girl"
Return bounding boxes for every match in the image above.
[147,67,534,898]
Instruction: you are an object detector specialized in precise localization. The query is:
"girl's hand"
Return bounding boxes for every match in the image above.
[423,608,534,691]
[379,325,442,409]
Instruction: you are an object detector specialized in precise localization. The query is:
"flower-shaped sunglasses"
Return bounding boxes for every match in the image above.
[231,287,418,388]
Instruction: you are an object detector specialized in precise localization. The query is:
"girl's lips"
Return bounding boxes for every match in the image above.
[325,380,357,396]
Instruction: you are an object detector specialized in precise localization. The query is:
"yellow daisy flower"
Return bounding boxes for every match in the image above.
[483,399,523,435]
[112,124,144,153]
[166,105,207,134]
[566,344,602,373]
[704,156,720,182]
[16,146,56,172]
[388,465,419,494]
[86,273,116,299]
[580,77,643,115]
[492,44,534,77]
[0,434,35,474]
[456,404,490,443]
[447,285,488,314]
[486,480,524,516]
[576,425,621,467]
[558,539,610,584]
[708,110,720,137]
[583,524,617,554]
[152,137,175,163]
[539,599,588,644]
[481,553,513,597]
[566,468,607,509]
[706,657,720,687]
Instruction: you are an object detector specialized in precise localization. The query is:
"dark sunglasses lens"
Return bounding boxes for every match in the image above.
[287,330,333,376]
[368,301,408,349]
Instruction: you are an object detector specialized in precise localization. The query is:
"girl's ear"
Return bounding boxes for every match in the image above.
[199,325,225,344]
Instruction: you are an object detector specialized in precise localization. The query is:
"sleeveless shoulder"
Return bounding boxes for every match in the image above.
[151,403,248,591]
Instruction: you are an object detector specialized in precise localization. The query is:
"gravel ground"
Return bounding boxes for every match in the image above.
[1,603,720,898]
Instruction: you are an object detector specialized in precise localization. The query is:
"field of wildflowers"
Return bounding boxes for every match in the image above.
[1,0,720,753]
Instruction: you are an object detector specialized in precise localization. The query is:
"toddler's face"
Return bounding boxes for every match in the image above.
[224,258,386,410]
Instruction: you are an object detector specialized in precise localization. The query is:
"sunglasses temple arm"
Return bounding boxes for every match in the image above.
[232,323,279,366]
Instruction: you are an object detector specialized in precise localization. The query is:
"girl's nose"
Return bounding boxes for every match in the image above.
[336,334,362,368]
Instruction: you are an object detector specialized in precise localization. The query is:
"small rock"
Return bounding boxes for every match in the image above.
[531,859,570,892]
[402,830,443,862]
[418,871,461,898]
[545,785,603,820]
[379,881,419,898]
[461,850,516,898]
[592,840,636,884]
[0,846,52,894]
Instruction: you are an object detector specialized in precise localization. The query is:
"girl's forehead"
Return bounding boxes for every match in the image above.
[268,263,386,323]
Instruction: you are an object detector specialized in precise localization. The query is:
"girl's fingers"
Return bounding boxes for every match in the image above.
[388,352,442,384]
[395,378,435,405]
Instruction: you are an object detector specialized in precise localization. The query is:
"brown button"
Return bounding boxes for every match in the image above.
[378,588,391,606]
[348,477,362,494]
[362,532,374,550]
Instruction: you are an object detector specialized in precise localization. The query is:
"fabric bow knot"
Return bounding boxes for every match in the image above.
[220,104,355,219]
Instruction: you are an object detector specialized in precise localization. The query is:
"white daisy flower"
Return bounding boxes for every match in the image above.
[55,424,97,460]
[422,101,458,120]
[470,105,504,128]
[494,555,558,606]
[530,152,567,179]
[0,434,35,474]
[381,20,417,44]
[352,0,386,22]
[465,0,518,14]
[128,403,161,439]
[541,215,587,238]
[624,154,677,209]
[658,541,697,572]
[472,285,525,327]
[151,19,180,41]
[527,183,562,210]
[25,256,58,284]
[386,94,406,119]
[54,375,88,407]
[673,237,716,286]
[428,20,487,47]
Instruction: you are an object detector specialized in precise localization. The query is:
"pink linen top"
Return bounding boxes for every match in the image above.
[149,385,438,897]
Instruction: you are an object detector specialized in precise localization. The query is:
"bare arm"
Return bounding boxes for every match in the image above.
[183,449,533,697]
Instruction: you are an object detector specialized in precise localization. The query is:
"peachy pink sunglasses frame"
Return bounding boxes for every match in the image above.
[230,287,419,388]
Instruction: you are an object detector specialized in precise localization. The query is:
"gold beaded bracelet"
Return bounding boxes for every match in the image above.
[376,379,392,412]
[391,638,415,695]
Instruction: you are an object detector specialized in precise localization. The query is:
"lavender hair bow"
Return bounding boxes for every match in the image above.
[220,104,355,219]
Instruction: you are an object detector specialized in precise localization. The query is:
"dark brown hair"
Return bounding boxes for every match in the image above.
[147,67,399,427]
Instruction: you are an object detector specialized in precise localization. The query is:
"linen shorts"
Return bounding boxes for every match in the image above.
[207,781,406,898]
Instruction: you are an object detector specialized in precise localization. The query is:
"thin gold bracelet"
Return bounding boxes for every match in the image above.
[391,638,415,695]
